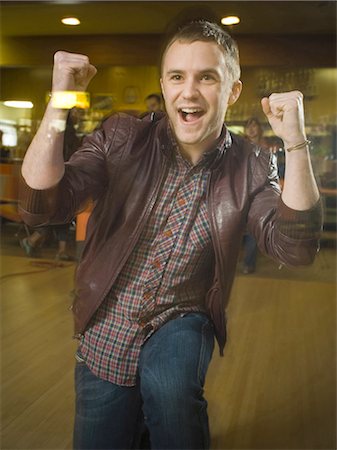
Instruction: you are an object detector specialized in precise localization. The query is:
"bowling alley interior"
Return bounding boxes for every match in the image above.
[0,1,336,449]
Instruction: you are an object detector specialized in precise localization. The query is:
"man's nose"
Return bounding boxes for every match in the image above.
[182,78,200,99]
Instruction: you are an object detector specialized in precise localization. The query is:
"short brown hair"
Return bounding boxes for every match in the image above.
[161,20,241,84]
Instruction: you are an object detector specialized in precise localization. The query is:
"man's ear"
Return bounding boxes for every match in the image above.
[228,80,242,106]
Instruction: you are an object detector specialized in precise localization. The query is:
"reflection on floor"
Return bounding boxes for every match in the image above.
[1,221,336,449]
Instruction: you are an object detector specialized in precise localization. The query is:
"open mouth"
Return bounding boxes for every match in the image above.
[179,107,205,123]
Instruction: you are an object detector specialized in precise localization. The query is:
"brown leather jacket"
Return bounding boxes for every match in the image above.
[19,113,322,354]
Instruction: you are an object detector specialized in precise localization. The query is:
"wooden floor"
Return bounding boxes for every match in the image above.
[1,240,336,449]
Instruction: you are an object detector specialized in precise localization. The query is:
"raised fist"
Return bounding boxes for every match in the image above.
[52,51,97,93]
[261,91,306,148]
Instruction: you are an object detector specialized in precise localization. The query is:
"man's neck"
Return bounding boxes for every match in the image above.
[178,135,223,166]
[178,146,205,166]
[250,134,263,146]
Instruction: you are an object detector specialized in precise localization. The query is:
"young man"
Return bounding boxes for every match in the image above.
[19,20,321,450]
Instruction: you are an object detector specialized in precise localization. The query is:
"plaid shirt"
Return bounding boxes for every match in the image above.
[79,131,225,386]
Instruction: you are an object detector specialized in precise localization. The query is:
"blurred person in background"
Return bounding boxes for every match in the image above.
[139,93,164,118]
[241,117,269,274]
[241,118,287,274]
[145,93,163,113]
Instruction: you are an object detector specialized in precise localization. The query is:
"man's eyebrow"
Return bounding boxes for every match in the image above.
[165,69,184,74]
[165,68,221,75]
[200,68,221,75]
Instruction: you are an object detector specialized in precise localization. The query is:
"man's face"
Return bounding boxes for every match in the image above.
[146,97,161,112]
[161,40,240,154]
[245,122,261,141]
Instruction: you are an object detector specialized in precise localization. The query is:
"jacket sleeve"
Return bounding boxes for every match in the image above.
[246,149,323,266]
[18,115,119,227]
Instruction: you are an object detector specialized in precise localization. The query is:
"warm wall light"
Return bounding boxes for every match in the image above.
[221,16,240,26]
[50,91,90,109]
[61,17,80,26]
[4,101,34,109]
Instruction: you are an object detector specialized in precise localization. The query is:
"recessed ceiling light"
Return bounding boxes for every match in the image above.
[4,101,34,109]
[221,16,240,26]
[61,17,80,26]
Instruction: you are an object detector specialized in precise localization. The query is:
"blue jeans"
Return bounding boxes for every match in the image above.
[73,312,215,450]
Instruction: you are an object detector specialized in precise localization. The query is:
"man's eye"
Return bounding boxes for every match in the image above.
[170,74,182,81]
[201,74,214,81]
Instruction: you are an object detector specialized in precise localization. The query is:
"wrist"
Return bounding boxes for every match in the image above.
[285,139,311,152]
[283,132,307,147]
[44,104,69,134]
[45,102,69,120]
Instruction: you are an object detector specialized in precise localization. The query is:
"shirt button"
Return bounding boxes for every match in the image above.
[143,292,152,300]
[152,259,161,269]
[177,198,186,207]
[163,229,172,238]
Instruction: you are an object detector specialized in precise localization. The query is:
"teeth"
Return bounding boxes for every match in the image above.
[181,108,202,114]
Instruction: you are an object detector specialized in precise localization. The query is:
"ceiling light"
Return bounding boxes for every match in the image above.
[4,101,34,109]
[221,16,240,26]
[61,17,80,26]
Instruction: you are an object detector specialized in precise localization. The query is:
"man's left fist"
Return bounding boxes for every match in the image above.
[261,91,306,149]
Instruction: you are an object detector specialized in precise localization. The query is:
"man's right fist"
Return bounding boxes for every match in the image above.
[52,51,97,93]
